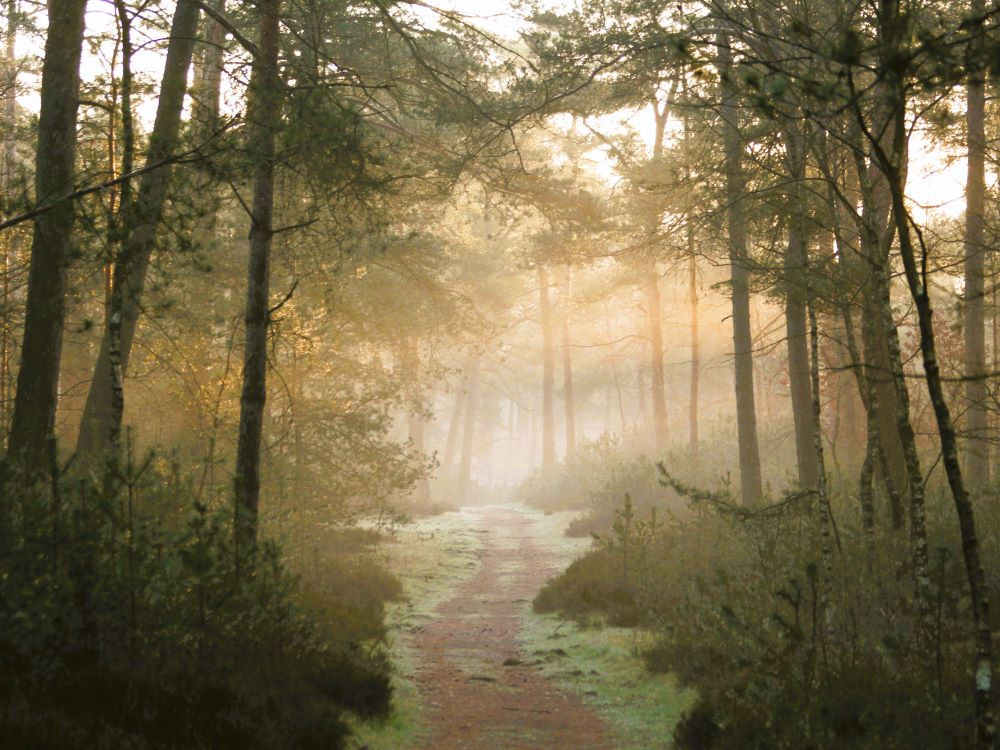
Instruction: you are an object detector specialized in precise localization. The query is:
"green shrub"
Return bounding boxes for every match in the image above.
[537,463,1000,748]
[534,548,641,627]
[0,458,394,749]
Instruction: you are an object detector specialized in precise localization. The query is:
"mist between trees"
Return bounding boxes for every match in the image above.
[2,0,1000,747]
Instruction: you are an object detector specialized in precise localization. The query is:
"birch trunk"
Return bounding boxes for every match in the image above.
[76,0,201,461]
[876,23,995,734]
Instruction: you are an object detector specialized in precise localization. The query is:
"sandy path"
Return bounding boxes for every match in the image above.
[408,506,611,750]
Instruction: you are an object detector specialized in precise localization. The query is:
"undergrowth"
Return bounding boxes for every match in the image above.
[0,449,396,749]
[533,461,1000,749]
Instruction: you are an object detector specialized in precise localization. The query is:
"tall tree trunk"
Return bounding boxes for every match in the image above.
[0,0,17,442]
[190,0,225,247]
[233,0,281,556]
[808,290,834,653]
[561,266,576,460]
[964,0,989,488]
[783,123,819,490]
[75,0,201,461]
[717,24,763,505]
[456,354,480,503]
[642,96,671,455]
[6,0,88,471]
[441,364,469,480]
[855,126,907,528]
[538,265,556,474]
[689,243,699,461]
[876,28,995,737]
[636,360,647,427]
[826,163,877,530]
[191,0,226,134]
[682,82,699,462]
[405,337,430,503]
[644,262,669,454]
[850,108,933,631]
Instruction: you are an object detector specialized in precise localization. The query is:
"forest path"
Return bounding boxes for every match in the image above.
[408,505,611,750]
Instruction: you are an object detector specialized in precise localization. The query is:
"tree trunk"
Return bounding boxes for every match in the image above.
[75,0,201,461]
[538,265,556,474]
[233,0,281,556]
[855,126,907,528]
[826,163,879,530]
[689,243,699,461]
[561,266,576,460]
[456,353,480,503]
[6,0,88,471]
[191,0,226,134]
[441,364,469,480]
[851,113,933,632]
[405,337,430,502]
[877,34,995,738]
[1,0,17,442]
[717,24,763,505]
[808,290,834,655]
[636,360,647,428]
[644,262,669,454]
[783,123,819,490]
[964,0,989,488]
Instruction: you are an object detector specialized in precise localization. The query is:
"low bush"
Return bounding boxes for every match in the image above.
[0,457,395,749]
[533,548,641,627]
[536,462,1000,748]
[518,434,630,513]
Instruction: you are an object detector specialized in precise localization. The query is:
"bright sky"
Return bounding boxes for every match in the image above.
[10,0,972,220]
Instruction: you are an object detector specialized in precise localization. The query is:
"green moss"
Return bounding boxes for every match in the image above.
[519,613,695,750]
[347,510,484,749]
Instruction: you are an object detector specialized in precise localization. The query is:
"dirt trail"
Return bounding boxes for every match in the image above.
[408,505,611,750]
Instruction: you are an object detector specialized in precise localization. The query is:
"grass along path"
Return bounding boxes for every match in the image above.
[350,504,691,748]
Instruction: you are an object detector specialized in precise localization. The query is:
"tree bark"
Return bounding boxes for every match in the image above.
[963,0,989,488]
[808,290,834,654]
[405,337,430,502]
[875,27,995,736]
[644,261,669,454]
[1,0,17,441]
[234,0,281,556]
[783,123,819,491]
[538,265,556,474]
[682,92,699,462]
[441,362,470,480]
[456,353,480,503]
[75,0,201,461]
[191,0,226,134]
[561,266,576,460]
[689,242,699,461]
[851,118,933,631]
[636,360,647,429]
[717,24,763,505]
[6,0,88,471]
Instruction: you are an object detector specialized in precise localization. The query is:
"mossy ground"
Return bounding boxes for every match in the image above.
[348,504,692,749]
[347,509,483,749]
[519,507,695,749]
[519,615,695,749]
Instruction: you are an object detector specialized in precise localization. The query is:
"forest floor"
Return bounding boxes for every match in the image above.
[350,504,692,750]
